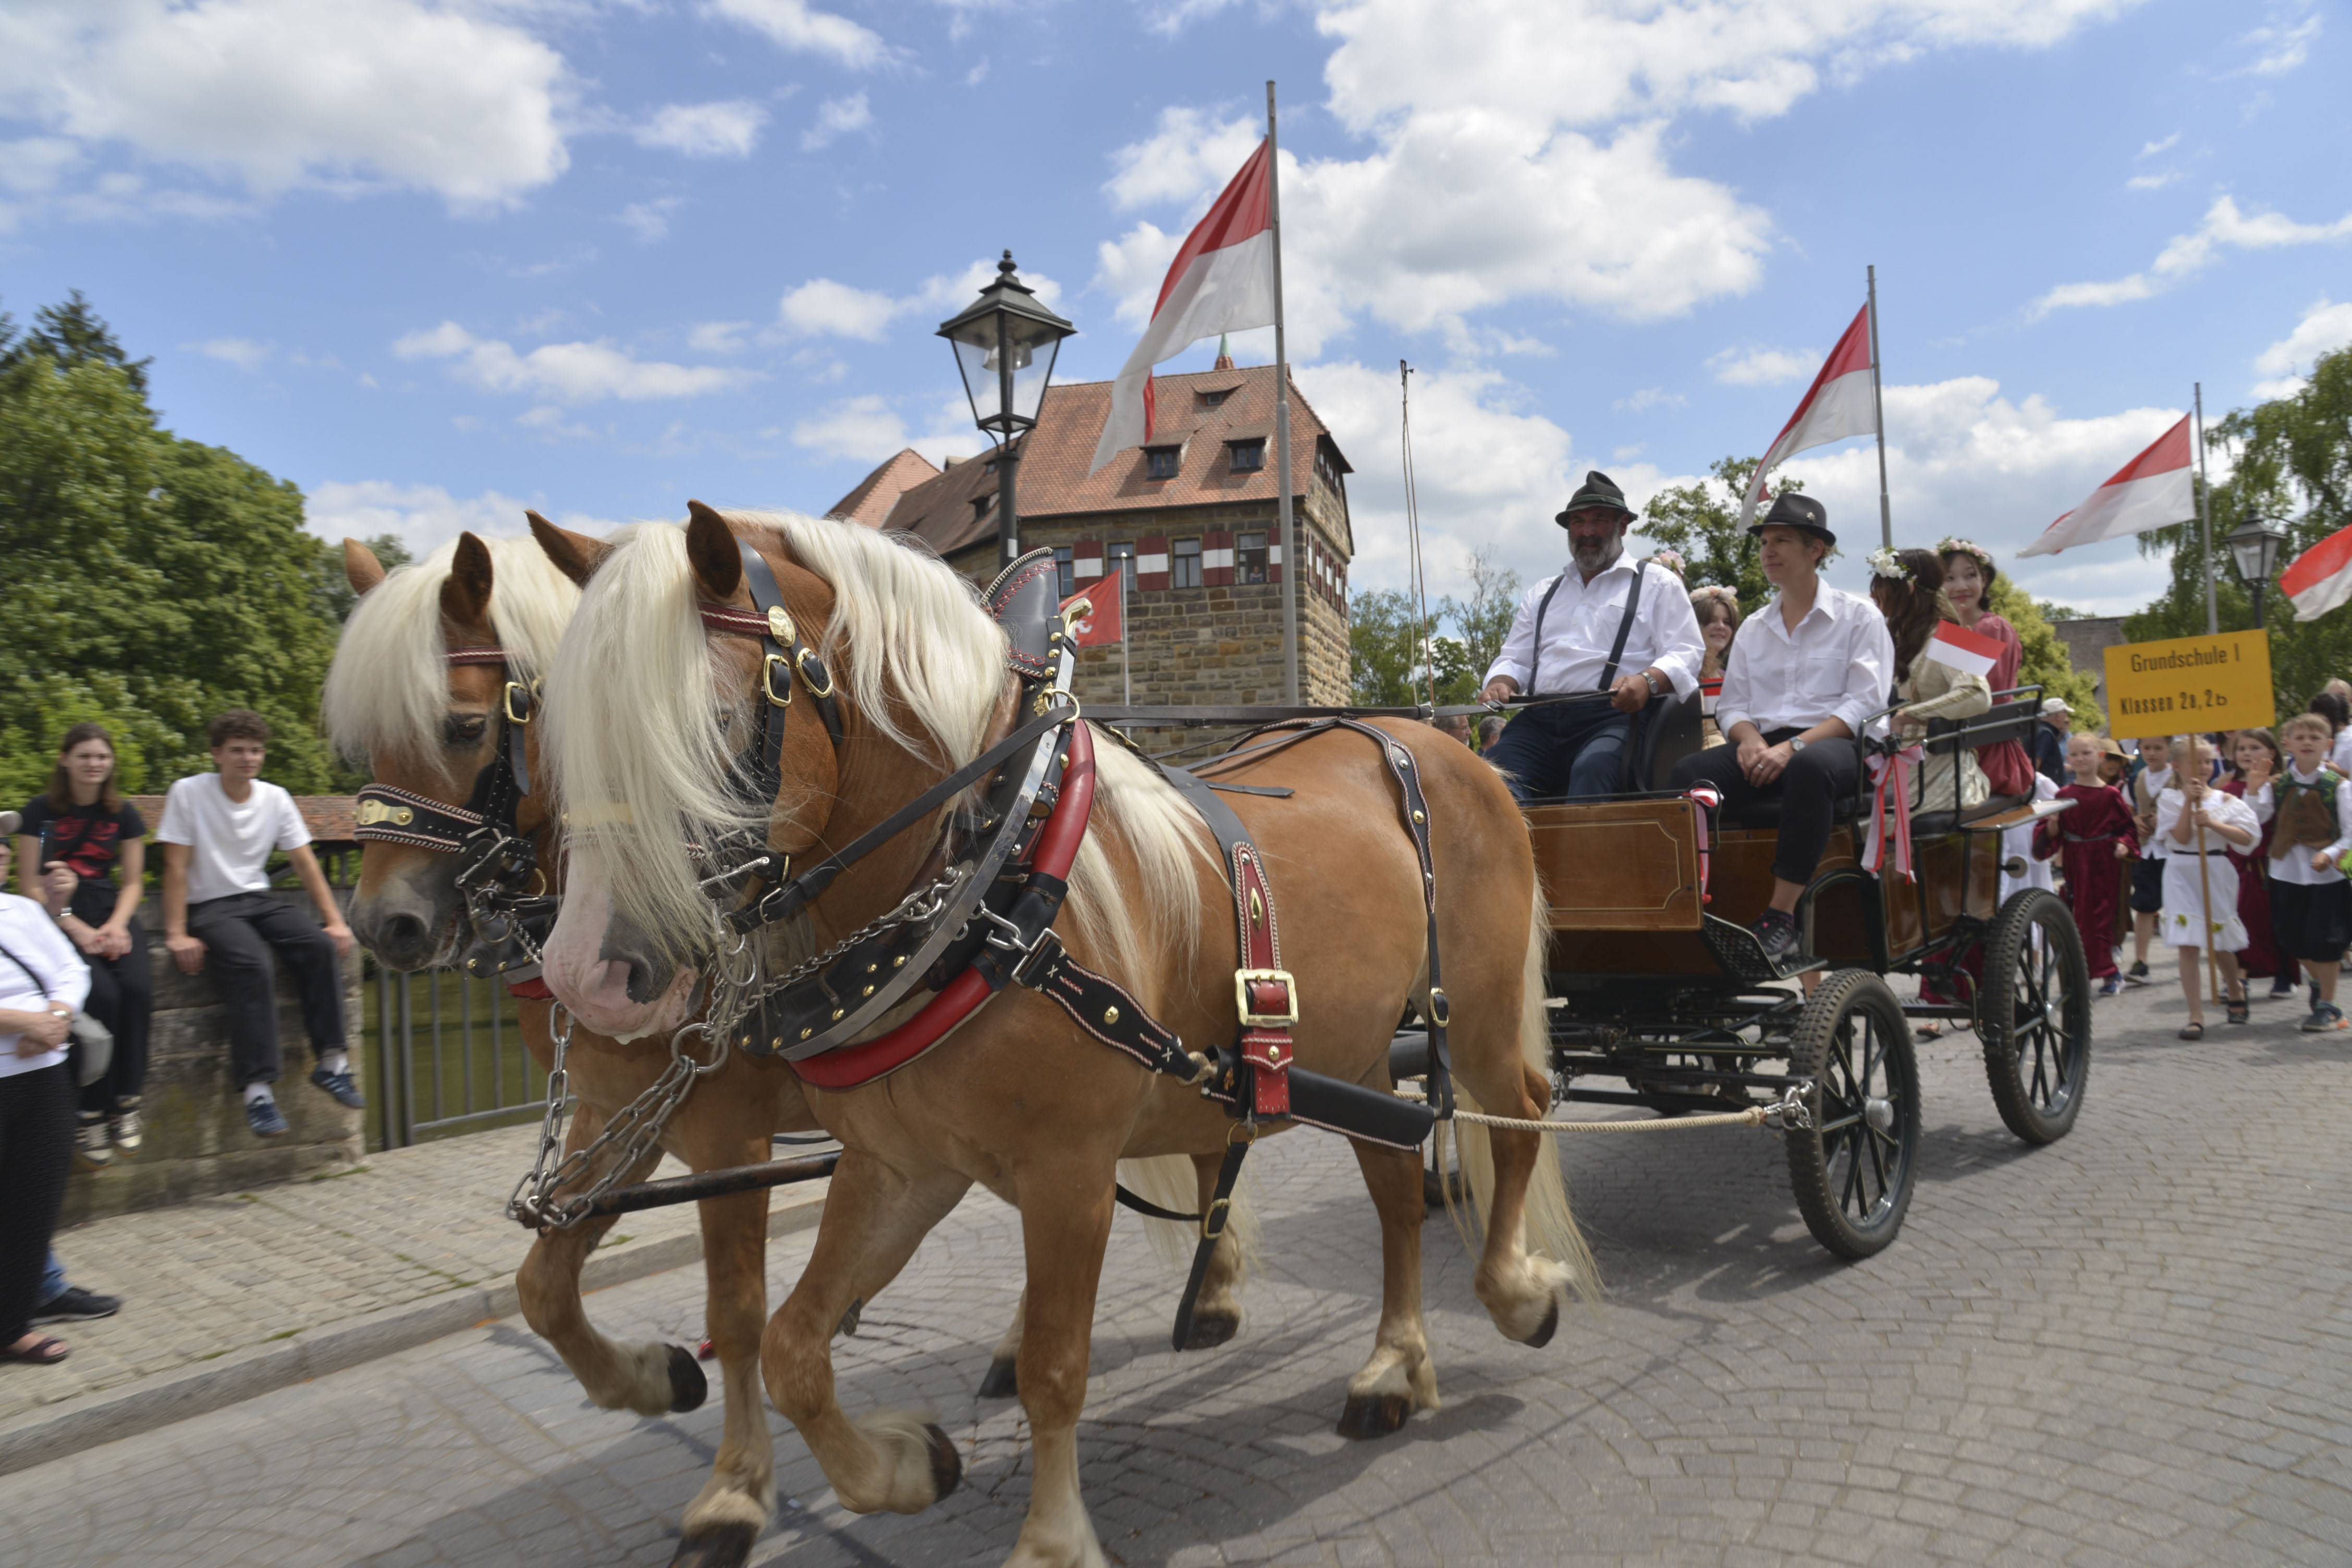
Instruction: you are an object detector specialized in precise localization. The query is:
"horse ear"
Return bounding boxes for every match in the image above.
[439,532,495,628]
[529,510,610,588]
[343,537,387,597]
[685,500,743,600]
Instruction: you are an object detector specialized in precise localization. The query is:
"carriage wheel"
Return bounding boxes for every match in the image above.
[1784,969,1919,1260]
[1977,888,2091,1145]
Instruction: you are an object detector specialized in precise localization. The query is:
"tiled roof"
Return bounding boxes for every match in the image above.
[873,364,1350,558]
[825,447,941,528]
[128,795,359,844]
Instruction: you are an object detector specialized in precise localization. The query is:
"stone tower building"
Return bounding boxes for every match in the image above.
[826,360,1354,711]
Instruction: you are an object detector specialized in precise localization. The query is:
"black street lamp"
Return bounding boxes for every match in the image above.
[937,251,1077,566]
[2224,516,2291,628]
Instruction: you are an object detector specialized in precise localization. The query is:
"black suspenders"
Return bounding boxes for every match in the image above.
[1525,558,1650,696]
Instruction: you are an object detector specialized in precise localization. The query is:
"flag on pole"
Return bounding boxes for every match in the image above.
[2280,521,2352,622]
[2016,415,2195,558]
[1919,620,2003,679]
[1059,585,1123,648]
[1737,304,1879,526]
[1088,141,1277,473]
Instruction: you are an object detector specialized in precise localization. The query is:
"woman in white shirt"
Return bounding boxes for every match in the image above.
[0,815,91,1366]
[1668,494,1896,962]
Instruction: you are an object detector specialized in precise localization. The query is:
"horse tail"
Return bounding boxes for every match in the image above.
[1114,1154,1258,1283]
[1438,881,1601,1308]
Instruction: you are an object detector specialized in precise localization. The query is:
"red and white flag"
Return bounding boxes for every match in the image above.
[1920,620,2003,679]
[1059,584,1123,648]
[2280,520,2352,622]
[2017,415,2195,558]
[1737,303,1879,526]
[1088,140,1277,473]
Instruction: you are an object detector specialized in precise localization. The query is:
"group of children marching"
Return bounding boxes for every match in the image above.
[2035,714,2352,1038]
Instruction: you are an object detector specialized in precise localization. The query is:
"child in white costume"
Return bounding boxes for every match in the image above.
[2155,736,2258,1036]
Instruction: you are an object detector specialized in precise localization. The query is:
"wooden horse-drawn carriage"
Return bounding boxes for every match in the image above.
[1486,682,2093,1258]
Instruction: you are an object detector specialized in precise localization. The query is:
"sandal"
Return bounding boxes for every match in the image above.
[1914,1022,1944,1040]
[2178,1021,2204,1040]
[1,1334,68,1366]
[2226,999,2250,1025]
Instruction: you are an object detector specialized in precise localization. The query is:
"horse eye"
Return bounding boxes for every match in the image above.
[444,714,489,745]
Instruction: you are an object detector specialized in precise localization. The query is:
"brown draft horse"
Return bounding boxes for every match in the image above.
[532,505,1594,1568]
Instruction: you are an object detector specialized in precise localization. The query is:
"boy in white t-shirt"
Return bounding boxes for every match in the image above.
[157,711,359,1139]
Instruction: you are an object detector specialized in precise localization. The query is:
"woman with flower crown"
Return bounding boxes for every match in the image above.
[1936,537,2038,797]
[1866,547,1992,814]
[1689,585,1742,748]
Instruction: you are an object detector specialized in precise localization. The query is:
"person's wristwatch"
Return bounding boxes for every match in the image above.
[1643,670,1666,696]
[1788,737,1809,754]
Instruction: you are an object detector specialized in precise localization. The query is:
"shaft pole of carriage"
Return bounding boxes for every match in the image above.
[580,1152,842,1219]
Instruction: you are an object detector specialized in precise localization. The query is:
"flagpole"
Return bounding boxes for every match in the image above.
[1268,79,1300,705]
[1120,558,1131,706]
[1867,265,1892,550]
[2196,382,2218,636]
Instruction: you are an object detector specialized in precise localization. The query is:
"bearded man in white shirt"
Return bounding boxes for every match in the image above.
[1478,470,1706,803]
[1668,494,1897,961]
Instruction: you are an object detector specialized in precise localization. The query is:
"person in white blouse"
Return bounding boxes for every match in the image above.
[1668,494,1896,961]
[2155,736,2257,1037]
[1478,470,1706,802]
[0,814,91,1366]
[2248,711,2352,1032]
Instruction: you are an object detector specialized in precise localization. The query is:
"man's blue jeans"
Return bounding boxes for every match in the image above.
[38,1251,64,1308]
[1484,700,1634,804]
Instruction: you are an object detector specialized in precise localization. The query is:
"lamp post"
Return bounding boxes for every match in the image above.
[938,251,1077,567]
[2224,516,2290,628]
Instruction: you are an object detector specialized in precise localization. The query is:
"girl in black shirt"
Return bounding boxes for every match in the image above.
[16,723,151,1166]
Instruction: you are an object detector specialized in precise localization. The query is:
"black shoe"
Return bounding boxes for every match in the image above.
[246,1096,290,1138]
[2125,961,2150,984]
[31,1286,121,1325]
[310,1063,366,1110]
[1750,909,1799,962]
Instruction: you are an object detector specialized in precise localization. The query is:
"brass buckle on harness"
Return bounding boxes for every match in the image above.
[761,653,793,707]
[503,680,533,725]
[1234,968,1298,1025]
[357,798,415,828]
[795,647,836,699]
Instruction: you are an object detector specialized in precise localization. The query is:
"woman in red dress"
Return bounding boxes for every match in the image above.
[2224,728,2295,998]
[1938,538,2037,797]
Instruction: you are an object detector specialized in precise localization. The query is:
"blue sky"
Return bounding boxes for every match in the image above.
[2,0,2344,614]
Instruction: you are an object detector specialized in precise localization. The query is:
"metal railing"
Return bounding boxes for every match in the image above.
[364,961,554,1149]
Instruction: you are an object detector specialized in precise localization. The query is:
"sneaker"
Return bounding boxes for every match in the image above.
[2298,1002,2349,1034]
[2125,961,2150,985]
[245,1095,290,1138]
[309,1063,366,1110]
[110,1104,142,1155]
[74,1112,113,1169]
[1750,909,1799,962]
[2098,975,2123,997]
[2270,976,2299,999]
[31,1286,120,1325]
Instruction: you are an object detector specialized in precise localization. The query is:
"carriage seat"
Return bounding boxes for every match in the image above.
[1618,687,1706,793]
[1909,792,2032,841]
[1719,792,1861,831]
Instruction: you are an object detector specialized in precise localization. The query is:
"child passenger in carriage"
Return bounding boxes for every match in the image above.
[2034,733,2137,997]
[2157,736,2258,1038]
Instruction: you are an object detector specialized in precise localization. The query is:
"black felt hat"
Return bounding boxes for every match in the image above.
[1747,492,1834,548]
[1554,470,1633,526]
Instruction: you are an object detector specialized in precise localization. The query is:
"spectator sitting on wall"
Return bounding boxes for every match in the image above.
[156,711,361,1141]
[2034,699,2072,783]
[16,724,153,1170]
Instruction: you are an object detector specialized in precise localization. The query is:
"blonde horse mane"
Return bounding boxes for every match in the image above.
[540,507,1214,972]
[322,534,581,765]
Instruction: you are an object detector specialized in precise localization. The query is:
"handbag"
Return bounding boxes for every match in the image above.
[0,936,111,1087]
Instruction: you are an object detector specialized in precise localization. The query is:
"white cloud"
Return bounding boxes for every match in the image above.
[516,405,599,441]
[0,136,80,196]
[189,337,272,370]
[617,197,683,242]
[1615,387,1685,412]
[306,481,619,557]
[2036,194,2352,314]
[1708,345,1817,385]
[778,278,902,341]
[801,92,872,151]
[393,322,758,403]
[791,393,910,462]
[635,100,768,158]
[0,0,569,215]
[2138,132,2180,157]
[706,0,891,68]
[2125,170,2179,192]
[1105,106,1264,211]
[2250,297,2352,399]
[2240,5,2320,75]
[690,321,754,354]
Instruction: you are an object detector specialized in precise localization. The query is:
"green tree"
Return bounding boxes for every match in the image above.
[1638,455,1803,612]
[2124,343,2352,716]
[1989,578,2101,729]
[315,532,411,626]
[1348,588,1438,706]
[1436,545,1521,694]
[0,295,345,802]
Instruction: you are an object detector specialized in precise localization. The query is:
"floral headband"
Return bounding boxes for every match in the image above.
[1644,548,1687,577]
[1689,584,1740,606]
[1866,545,1913,582]
[1937,535,1994,569]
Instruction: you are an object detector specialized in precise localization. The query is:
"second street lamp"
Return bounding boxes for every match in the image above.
[2224,516,2290,628]
[937,251,1078,566]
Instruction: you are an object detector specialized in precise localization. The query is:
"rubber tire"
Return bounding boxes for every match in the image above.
[1784,968,1919,1261]
[1977,887,2092,1145]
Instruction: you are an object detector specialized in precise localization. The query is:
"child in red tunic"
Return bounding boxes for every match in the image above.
[2035,732,2139,993]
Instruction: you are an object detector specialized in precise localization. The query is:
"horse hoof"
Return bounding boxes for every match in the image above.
[666,1343,709,1412]
[669,1521,758,1568]
[923,1422,963,1501]
[1181,1309,1241,1351]
[1334,1392,1411,1441]
[977,1354,1019,1399]
[1522,1300,1559,1350]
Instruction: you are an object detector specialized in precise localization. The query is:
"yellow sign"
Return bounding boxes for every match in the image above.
[2103,629,2276,732]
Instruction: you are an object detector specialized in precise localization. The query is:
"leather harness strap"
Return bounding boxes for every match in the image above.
[1155,765,1296,1119]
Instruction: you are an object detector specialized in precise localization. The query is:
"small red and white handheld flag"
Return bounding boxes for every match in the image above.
[1088,140,1277,473]
[2280,520,2352,622]
[1920,620,2003,679]
[2017,415,2195,558]
[1059,585,1123,648]
[1738,303,1879,526]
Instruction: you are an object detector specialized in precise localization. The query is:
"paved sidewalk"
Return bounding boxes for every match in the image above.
[0,1122,828,1472]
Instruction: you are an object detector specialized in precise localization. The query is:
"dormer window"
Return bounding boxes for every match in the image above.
[1228,438,1266,473]
[972,493,995,524]
[1144,446,1181,481]
[1200,389,1230,409]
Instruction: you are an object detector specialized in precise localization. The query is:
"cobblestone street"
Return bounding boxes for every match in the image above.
[3,977,2347,1567]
